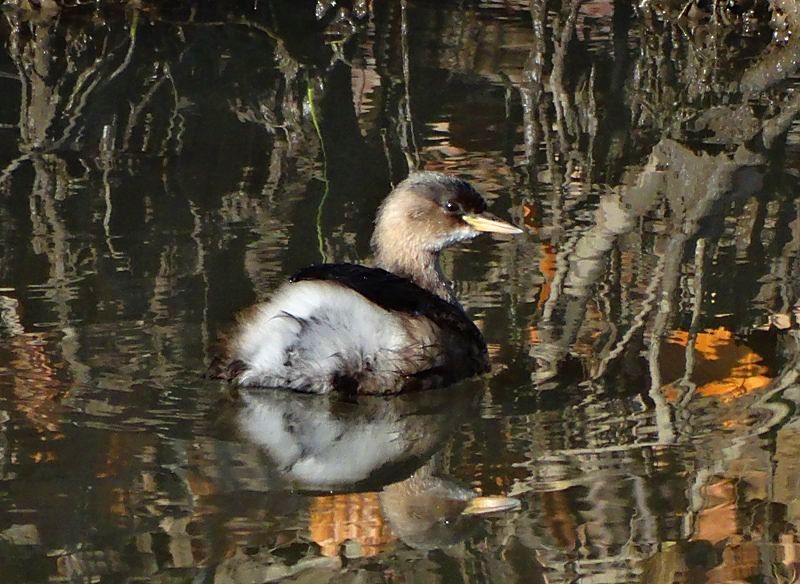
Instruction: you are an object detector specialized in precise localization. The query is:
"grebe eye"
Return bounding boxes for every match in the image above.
[444,200,461,213]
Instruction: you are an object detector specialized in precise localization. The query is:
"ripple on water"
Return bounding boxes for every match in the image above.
[2,1,800,582]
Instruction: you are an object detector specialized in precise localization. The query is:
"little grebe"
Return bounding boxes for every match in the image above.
[216,172,522,394]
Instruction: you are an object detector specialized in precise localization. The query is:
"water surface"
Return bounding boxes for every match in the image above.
[2,1,800,582]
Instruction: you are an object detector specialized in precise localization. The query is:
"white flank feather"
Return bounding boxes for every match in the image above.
[231,280,436,393]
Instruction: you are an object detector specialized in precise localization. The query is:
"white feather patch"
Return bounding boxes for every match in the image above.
[231,280,434,392]
[238,393,406,486]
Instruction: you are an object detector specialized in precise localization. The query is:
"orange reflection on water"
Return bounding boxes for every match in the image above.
[661,327,772,403]
[693,478,737,544]
[529,240,557,346]
[309,493,395,558]
[541,489,578,550]
[3,333,66,436]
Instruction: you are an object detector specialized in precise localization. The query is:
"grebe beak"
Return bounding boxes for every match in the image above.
[463,212,524,235]
[461,495,522,515]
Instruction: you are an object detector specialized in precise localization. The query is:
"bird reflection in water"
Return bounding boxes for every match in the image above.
[234,384,520,556]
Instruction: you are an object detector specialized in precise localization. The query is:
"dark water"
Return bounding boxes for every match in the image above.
[2,0,800,582]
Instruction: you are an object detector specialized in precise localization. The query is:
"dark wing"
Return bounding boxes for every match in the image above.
[290,263,486,351]
[291,263,434,314]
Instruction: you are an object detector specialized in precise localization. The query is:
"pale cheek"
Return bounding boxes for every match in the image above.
[436,226,478,248]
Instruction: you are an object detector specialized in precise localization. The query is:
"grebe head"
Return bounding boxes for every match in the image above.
[371,173,522,286]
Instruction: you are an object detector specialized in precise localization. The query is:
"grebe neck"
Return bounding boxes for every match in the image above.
[374,248,456,304]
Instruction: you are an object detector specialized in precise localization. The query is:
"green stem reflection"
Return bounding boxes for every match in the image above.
[307,83,329,263]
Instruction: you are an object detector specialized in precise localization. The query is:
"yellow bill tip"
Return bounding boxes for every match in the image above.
[463,213,524,235]
[461,495,521,516]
